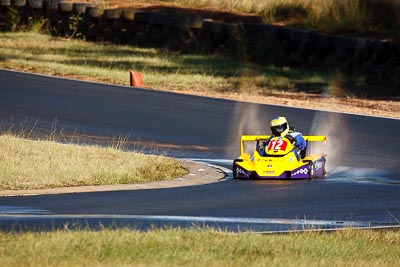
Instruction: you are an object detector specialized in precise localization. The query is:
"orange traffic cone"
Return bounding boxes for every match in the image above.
[129,70,143,87]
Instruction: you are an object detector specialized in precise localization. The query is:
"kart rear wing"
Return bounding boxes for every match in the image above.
[305,136,327,157]
[240,135,327,157]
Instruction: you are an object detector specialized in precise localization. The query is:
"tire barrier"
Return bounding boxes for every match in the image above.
[0,0,399,88]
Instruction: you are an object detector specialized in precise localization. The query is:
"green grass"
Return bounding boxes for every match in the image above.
[2,30,397,99]
[0,228,399,266]
[0,31,345,96]
[0,134,187,190]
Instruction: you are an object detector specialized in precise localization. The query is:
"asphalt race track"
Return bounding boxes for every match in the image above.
[0,69,399,232]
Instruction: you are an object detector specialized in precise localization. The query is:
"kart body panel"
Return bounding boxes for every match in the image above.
[233,135,327,179]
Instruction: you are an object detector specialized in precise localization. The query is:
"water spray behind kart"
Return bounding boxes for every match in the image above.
[226,102,265,156]
[310,112,351,172]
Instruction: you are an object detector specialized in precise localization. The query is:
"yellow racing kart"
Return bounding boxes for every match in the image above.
[233,135,327,179]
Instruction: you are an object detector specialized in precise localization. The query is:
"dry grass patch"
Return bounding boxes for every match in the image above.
[0,228,399,266]
[100,0,400,38]
[0,134,187,190]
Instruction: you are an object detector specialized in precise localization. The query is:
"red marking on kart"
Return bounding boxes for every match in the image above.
[268,139,288,151]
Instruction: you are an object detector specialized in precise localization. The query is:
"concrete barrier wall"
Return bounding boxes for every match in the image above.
[1,0,399,87]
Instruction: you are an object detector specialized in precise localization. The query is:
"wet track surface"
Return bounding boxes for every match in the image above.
[0,69,399,232]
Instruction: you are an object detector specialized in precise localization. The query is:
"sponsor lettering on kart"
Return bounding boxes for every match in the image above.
[292,167,308,177]
[314,161,323,171]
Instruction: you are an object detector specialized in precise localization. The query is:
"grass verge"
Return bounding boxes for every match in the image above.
[0,228,399,266]
[0,134,187,190]
[0,32,331,95]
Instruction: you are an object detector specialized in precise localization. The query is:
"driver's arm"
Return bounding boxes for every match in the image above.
[257,141,267,155]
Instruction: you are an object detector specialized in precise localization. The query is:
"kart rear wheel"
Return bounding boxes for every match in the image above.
[308,161,314,179]
[322,157,327,176]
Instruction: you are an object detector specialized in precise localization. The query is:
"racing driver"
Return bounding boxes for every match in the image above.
[259,116,306,160]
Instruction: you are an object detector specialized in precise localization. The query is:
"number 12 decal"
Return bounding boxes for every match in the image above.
[268,139,287,151]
